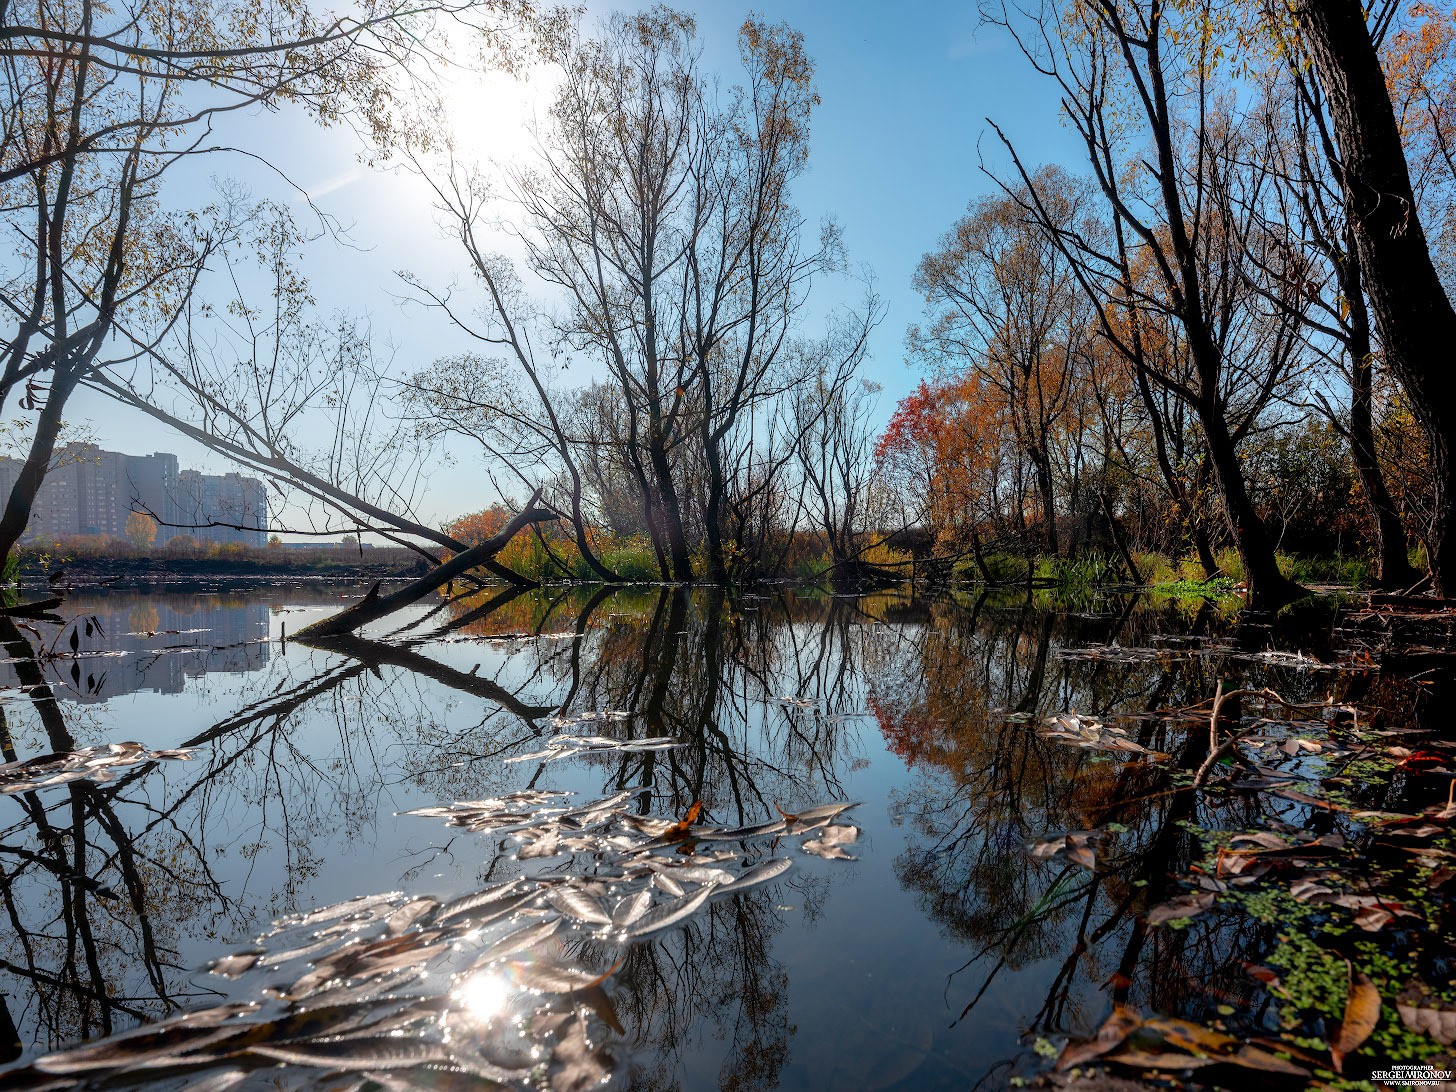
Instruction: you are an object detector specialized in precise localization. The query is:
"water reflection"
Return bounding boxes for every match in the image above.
[0,584,1436,1088]
[0,588,367,703]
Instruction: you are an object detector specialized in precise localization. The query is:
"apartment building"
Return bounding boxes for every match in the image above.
[0,445,268,547]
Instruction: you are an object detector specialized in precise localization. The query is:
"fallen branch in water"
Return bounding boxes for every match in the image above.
[0,595,63,618]
[1192,683,1357,788]
[293,491,556,641]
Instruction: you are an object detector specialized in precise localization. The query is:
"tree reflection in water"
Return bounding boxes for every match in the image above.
[0,585,1436,1088]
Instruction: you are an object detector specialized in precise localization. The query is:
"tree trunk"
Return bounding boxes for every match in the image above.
[1294,0,1456,594]
[0,370,80,561]
[1199,407,1303,609]
[1100,489,1143,585]
[702,432,729,583]
[1344,277,1422,588]
[1193,525,1220,580]
[646,440,692,582]
[1033,451,1059,556]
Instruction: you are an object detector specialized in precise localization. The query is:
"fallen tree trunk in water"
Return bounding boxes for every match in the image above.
[293,492,556,640]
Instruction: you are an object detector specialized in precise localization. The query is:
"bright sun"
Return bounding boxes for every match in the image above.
[437,61,561,180]
[452,968,514,1022]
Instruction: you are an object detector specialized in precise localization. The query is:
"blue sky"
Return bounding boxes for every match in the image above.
[73,1,1083,532]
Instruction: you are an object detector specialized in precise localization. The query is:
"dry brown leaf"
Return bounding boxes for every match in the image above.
[627,883,717,938]
[506,957,621,994]
[546,886,613,926]
[1056,1005,1141,1070]
[720,857,792,891]
[1103,1049,1218,1070]
[1144,1016,1236,1056]
[550,1012,612,1092]
[1228,1045,1310,1076]
[205,950,264,978]
[247,1038,450,1071]
[385,896,439,935]
[1145,891,1215,926]
[1331,968,1380,1072]
[473,917,561,965]
[1396,985,1456,1045]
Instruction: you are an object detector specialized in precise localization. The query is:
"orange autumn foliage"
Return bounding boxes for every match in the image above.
[443,505,513,547]
[874,376,1020,548]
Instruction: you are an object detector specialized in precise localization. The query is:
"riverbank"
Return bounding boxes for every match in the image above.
[12,551,429,589]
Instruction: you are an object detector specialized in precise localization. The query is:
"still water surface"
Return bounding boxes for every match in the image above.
[0,584,1423,1089]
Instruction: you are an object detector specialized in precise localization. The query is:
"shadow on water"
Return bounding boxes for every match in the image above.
[0,584,1447,1089]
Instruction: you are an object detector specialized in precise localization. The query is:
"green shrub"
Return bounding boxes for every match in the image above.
[790,550,831,583]
[1210,547,1243,581]
[977,551,1027,584]
[1131,551,1176,586]
[1038,553,1117,588]
[594,537,660,582]
[1281,554,1372,586]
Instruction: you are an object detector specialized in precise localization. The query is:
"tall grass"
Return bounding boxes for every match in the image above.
[481,526,1380,591]
[490,532,662,583]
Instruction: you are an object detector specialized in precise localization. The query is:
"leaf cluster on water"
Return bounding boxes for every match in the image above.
[0,791,861,1090]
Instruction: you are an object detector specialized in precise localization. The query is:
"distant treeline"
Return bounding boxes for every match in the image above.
[13,537,426,579]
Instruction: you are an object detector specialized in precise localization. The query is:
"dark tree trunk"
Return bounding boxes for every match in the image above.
[294,493,556,639]
[0,370,79,561]
[1294,0,1456,594]
[1193,525,1220,580]
[1344,274,1422,588]
[1100,489,1143,585]
[702,431,729,583]
[1033,451,1059,556]
[1199,406,1303,610]
[646,440,692,582]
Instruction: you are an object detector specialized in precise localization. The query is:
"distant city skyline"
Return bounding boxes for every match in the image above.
[0,444,268,548]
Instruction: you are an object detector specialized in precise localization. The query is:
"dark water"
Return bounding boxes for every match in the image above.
[0,584,1434,1089]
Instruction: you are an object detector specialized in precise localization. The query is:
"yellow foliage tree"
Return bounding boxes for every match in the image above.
[124,511,157,552]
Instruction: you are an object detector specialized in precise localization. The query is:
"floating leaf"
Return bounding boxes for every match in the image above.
[386,896,440,935]
[627,884,717,939]
[803,825,859,860]
[474,917,561,964]
[776,801,858,825]
[206,950,264,979]
[32,1006,258,1074]
[1146,891,1216,926]
[436,882,531,927]
[1103,1049,1218,1070]
[612,889,654,927]
[1396,985,1456,1045]
[695,819,788,841]
[550,1012,612,1092]
[719,857,792,892]
[1057,1004,1141,1070]
[506,958,619,994]
[1331,968,1380,1072]
[1030,831,1098,871]
[248,1038,451,1071]
[546,886,613,926]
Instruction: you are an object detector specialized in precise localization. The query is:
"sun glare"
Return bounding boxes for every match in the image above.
[438,63,561,178]
[452,969,514,1023]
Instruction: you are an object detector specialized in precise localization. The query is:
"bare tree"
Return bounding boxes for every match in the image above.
[910,169,1092,556]
[1253,63,1423,587]
[409,8,870,584]
[0,0,542,566]
[983,0,1309,608]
